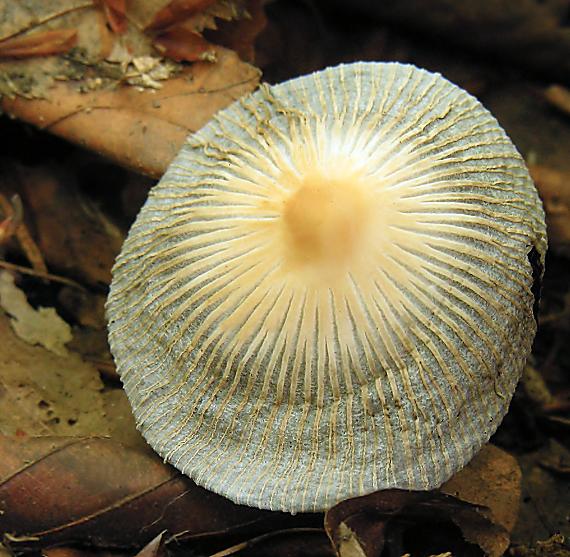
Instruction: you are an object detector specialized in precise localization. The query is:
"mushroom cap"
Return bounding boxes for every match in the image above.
[107,62,546,513]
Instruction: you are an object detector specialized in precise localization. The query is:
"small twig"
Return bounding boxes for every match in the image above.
[208,528,326,557]
[0,260,86,290]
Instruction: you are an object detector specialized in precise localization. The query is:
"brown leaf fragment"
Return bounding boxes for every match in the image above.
[325,488,508,557]
[97,0,128,34]
[0,29,77,59]
[513,441,570,544]
[335,522,368,557]
[4,163,124,287]
[528,165,570,254]
[442,444,522,535]
[0,436,277,550]
[146,0,218,32]
[0,189,47,273]
[0,310,108,438]
[0,194,21,246]
[544,85,570,118]
[1,48,261,177]
[212,0,267,62]
[153,24,217,62]
[135,531,167,557]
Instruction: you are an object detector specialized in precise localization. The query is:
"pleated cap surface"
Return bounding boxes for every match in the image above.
[107,62,546,513]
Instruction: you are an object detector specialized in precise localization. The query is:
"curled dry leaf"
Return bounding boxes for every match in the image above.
[324,444,520,557]
[441,443,522,535]
[134,531,167,557]
[153,23,217,62]
[325,490,507,557]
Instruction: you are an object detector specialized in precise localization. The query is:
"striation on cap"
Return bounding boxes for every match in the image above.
[107,62,547,513]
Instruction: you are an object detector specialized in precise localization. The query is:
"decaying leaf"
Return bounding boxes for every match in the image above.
[0,271,72,356]
[0,0,264,176]
[511,534,570,557]
[324,446,520,557]
[0,310,108,437]
[2,48,260,177]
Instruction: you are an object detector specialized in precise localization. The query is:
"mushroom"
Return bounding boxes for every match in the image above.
[107,62,547,513]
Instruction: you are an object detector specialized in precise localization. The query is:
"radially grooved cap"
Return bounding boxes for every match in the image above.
[107,62,547,513]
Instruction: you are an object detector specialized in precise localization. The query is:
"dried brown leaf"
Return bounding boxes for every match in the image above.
[0,163,124,287]
[0,29,77,59]
[324,446,520,557]
[0,271,72,356]
[98,0,128,34]
[0,436,279,550]
[325,489,507,557]
[441,444,522,535]
[529,164,570,254]
[0,310,108,438]
[146,0,218,31]
[134,532,167,557]
[153,24,217,62]
[212,0,267,62]
[1,48,260,177]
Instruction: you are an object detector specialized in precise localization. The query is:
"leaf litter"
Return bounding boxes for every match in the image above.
[1,1,570,556]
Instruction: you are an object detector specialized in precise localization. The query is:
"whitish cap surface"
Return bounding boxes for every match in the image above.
[107,62,546,513]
